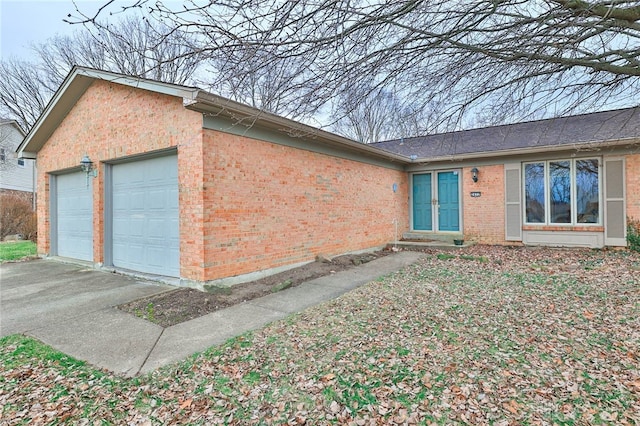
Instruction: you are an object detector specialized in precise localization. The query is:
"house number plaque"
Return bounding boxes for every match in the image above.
[470,192,481,197]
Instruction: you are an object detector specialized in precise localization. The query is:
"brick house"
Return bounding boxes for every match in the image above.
[17,67,640,287]
[373,108,640,249]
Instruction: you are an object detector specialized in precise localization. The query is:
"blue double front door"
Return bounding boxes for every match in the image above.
[412,171,460,232]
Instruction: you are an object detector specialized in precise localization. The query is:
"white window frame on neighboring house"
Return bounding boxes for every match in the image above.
[523,157,602,227]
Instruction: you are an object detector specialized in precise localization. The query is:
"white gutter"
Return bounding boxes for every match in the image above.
[407,136,640,164]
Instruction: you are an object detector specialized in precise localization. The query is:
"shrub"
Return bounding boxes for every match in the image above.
[628,217,640,253]
[0,194,37,242]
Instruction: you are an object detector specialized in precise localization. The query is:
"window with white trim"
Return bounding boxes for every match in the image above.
[524,158,600,225]
[17,158,25,167]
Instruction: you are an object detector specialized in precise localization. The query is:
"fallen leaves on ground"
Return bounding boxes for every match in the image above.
[1,246,639,424]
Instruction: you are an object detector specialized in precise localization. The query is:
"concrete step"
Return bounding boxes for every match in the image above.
[401,232,464,243]
[391,232,472,250]
[387,240,474,251]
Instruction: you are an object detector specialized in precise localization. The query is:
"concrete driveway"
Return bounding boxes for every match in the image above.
[1,259,171,337]
[0,252,424,376]
[1,259,173,375]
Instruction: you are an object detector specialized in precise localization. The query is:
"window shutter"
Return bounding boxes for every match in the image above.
[504,163,522,241]
[604,157,626,246]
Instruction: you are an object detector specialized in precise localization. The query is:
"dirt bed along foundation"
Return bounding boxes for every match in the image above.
[118,251,391,327]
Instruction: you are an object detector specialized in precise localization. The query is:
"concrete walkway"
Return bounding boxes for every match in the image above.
[1,251,423,376]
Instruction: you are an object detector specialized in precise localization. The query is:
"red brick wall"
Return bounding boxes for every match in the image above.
[35,79,408,283]
[35,80,204,278]
[462,164,508,244]
[627,154,640,221]
[201,129,409,281]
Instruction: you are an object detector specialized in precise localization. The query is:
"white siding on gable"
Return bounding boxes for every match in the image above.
[0,123,35,194]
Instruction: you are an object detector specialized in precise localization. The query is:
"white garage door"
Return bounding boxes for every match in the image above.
[56,172,93,261]
[112,155,179,277]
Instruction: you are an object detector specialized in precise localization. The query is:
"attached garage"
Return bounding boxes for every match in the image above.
[108,154,180,277]
[53,172,93,261]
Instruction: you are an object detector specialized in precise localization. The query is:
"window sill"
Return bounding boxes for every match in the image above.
[523,225,604,232]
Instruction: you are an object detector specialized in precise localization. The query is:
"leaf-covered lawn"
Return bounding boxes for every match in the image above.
[1,246,639,425]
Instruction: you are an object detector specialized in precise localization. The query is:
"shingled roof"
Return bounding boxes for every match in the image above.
[372,107,640,160]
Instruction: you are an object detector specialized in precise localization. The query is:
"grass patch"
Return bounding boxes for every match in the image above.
[0,334,87,371]
[436,253,456,260]
[0,240,36,262]
[459,254,489,262]
[134,302,156,322]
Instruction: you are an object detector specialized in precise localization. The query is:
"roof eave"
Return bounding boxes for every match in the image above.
[408,137,640,164]
[187,91,411,164]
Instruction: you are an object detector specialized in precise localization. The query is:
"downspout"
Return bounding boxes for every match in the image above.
[32,159,37,211]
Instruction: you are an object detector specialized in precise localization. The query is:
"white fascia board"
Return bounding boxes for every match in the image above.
[18,151,37,160]
[75,68,199,101]
[409,137,640,165]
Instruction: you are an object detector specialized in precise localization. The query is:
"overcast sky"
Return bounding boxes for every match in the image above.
[1,1,80,60]
[0,0,144,60]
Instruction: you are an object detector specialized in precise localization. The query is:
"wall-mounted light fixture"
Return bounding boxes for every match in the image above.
[80,154,97,186]
[471,167,479,183]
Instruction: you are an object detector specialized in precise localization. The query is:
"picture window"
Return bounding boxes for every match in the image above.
[524,158,600,225]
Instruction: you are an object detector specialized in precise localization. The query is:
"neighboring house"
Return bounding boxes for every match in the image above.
[0,119,35,207]
[17,67,640,288]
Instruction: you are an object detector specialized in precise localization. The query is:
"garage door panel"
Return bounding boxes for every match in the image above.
[131,193,146,210]
[168,190,179,209]
[111,155,179,277]
[115,242,144,263]
[130,218,145,234]
[147,219,167,238]
[113,218,128,230]
[147,247,170,265]
[56,172,93,261]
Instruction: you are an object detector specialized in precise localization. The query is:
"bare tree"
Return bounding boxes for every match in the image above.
[0,122,20,173]
[0,60,54,132]
[71,0,640,131]
[36,16,202,84]
[202,43,322,121]
[331,84,430,143]
[0,16,203,130]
